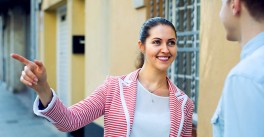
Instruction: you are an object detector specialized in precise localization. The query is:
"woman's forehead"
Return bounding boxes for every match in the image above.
[148,25,176,38]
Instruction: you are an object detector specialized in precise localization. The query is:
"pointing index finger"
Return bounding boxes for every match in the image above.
[11,53,31,65]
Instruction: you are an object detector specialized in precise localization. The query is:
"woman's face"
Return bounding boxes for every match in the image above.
[140,24,177,72]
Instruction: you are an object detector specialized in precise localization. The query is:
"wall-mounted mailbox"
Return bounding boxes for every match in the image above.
[72,35,85,54]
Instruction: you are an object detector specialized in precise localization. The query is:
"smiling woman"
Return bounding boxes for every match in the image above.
[136,17,177,69]
[139,24,177,73]
[11,17,194,137]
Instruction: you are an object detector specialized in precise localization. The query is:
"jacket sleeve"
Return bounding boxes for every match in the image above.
[223,75,264,137]
[33,77,110,132]
[182,99,194,137]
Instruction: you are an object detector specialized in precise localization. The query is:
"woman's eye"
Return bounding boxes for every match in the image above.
[168,41,176,46]
[153,40,161,45]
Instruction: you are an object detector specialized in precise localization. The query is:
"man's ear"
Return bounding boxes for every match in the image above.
[232,0,241,15]
[138,40,145,53]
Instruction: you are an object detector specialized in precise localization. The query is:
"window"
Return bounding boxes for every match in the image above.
[149,0,200,131]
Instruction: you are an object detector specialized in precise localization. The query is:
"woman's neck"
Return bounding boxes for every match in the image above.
[138,66,169,96]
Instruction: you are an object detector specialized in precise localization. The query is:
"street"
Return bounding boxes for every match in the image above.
[0,82,67,137]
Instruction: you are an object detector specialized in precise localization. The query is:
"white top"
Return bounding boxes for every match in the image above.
[130,80,170,137]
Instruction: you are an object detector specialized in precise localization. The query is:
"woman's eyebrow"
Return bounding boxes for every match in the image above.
[152,37,162,40]
[168,38,176,41]
[151,38,176,41]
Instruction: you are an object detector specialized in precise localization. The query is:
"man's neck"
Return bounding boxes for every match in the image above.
[240,26,264,48]
[240,17,264,48]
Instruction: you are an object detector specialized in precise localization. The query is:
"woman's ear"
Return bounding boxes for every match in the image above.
[138,40,145,53]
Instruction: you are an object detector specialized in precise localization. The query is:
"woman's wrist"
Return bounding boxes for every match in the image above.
[36,82,53,107]
[36,81,50,93]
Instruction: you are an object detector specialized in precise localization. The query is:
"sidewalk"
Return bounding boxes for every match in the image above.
[0,82,67,137]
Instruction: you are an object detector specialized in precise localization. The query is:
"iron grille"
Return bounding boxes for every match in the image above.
[149,0,200,126]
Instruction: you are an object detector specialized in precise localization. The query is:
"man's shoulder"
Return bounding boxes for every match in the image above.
[229,46,264,83]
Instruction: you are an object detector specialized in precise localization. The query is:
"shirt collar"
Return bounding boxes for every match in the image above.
[241,32,264,60]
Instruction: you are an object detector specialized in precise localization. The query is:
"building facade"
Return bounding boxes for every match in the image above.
[0,0,242,137]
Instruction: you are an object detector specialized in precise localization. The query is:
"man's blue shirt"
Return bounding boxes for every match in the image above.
[212,32,264,137]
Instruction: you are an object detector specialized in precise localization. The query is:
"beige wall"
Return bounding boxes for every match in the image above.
[41,11,57,91]
[43,0,65,10]
[109,1,146,75]
[85,0,147,126]
[68,0,85,104]
[198,0,240,136]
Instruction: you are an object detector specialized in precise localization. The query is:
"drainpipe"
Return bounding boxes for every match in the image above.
[0,16,3,82]
[30,0,40,102]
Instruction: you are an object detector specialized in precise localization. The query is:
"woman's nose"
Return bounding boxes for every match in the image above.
[161,44,169,53]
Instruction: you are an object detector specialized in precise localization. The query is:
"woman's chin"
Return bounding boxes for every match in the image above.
[156,65,170,72]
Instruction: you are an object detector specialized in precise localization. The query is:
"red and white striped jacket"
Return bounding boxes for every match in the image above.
[34,69,194,137]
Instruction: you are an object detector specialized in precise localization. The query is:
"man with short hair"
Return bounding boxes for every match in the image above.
[211,0,264,137]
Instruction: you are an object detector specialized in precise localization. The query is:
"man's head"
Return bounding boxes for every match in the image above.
[219,0,264,41]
